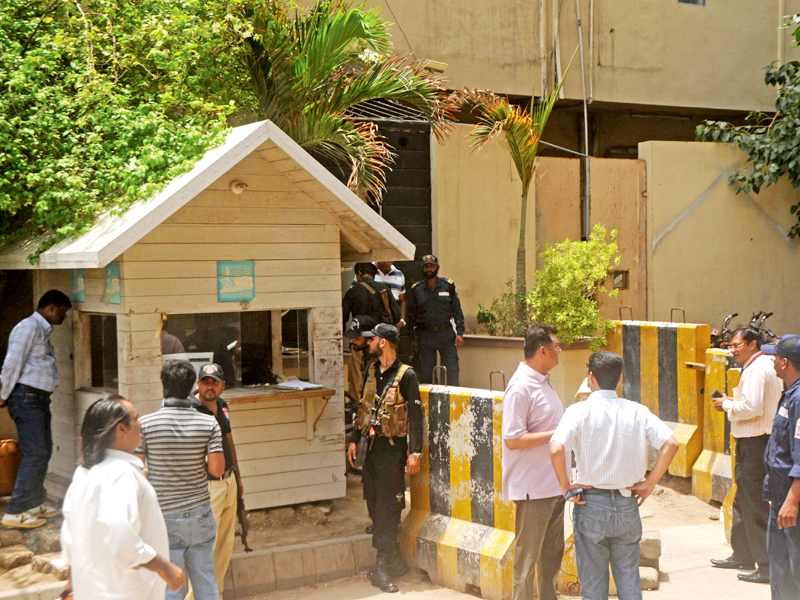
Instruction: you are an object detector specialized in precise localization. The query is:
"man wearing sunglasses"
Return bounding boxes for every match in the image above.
[710,327,782,584]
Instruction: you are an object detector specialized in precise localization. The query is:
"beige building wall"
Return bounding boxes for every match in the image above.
[366,0,800,111]
[641,141,800,336]
[433,125,646,330]
[431,123,538,331]
[590,158,647,321]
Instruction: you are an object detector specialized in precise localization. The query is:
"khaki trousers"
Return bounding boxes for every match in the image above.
[512,495,566,600]
[186,475,238,600]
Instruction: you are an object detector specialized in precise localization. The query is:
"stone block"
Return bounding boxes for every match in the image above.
[36,581,67,600]
[230,549,276,598]
[25,528,61,554]
[311,538,356,583]
[640,530,661,560]
[640,566,659,590]
[639,556,659,571]
[0,586,40,600]
[0,545,34,570]
[351,534,376,573]
[0,530,24,548]
[272,544,316,590]
[31,553,70,580]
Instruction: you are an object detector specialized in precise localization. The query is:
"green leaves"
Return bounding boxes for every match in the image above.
[245,0,451,204]
[0,0,255,261]
[477,225,619,347]
[527,224,619,350]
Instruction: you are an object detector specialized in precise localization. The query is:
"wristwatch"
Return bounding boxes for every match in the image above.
[410,452,421,458]
[398,319,406,326]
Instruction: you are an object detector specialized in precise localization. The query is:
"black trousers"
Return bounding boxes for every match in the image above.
[363,437,407,555]
[419,329,459,386]
[731,434,770,566]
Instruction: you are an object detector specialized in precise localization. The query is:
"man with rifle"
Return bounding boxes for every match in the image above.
[347,324,422,593]
[342,263,402,330]
[186,363,247,600]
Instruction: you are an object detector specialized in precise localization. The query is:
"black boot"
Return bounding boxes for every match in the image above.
[370,555,399,593]
[387,547,408,579]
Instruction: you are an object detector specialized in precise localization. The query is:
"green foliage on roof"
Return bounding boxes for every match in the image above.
[0,0,255,261]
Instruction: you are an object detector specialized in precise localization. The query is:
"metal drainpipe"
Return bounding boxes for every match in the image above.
[576,0,591,239]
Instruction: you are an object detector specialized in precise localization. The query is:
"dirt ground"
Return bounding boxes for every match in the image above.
[239,471,371,553]
[247,472,770,600]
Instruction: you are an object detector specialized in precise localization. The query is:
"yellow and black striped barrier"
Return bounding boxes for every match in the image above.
[605,321,710,477]
[692,348,740,503]
[400,385,515,600]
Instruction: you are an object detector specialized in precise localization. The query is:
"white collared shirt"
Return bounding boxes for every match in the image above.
[551,390,674,490]
[501,362,564,501]
[1,311,58,399]
[61,450,169,600]
[722,353,783,438]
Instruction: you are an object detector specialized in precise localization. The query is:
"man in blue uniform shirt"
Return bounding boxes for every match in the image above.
[406,255,465,386]
[761,334,800,600]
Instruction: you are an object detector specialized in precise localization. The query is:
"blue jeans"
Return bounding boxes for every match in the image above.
[767,501,800,600]
[164,503,219,600]
[573,490,642,600]
[6,384,52,514]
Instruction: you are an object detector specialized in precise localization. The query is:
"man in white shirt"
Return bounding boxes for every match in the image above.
[550,351,678,600]
[710,328,782,584]
[502,324,565,600]
[60,395,184,600]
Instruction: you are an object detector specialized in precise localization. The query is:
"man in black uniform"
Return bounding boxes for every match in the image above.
[342,263,402,330]
[347,324,422,593]
[406,255,465,386]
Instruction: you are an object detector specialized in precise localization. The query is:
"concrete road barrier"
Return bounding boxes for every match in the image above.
[691,349,740,503]
[606,321,710,477]
[400,385,515,600]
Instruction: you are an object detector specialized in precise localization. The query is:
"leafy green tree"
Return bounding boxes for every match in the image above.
[697,15,800,238]
[243,0,451,204]
[1,0,257,259]
[527,224,619,350]
[468,48,577,322]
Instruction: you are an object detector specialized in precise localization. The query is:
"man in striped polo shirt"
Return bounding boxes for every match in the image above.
[136,360,225,600]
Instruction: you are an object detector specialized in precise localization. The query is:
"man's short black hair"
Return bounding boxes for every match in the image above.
[588,351,623,390]
[524,323,558,359]
[161,360,197,400]
[355,262,378,277]
[731,327,761,349]
[37,289,72,310]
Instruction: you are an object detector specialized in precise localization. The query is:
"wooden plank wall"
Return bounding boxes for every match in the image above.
[117,159,347,507]
[32,270,77,481]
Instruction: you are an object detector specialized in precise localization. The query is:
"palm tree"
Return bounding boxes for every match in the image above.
[469,48,578,323]
[243,0,452,204]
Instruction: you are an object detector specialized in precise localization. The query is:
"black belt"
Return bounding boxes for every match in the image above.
[15,383,52,395]
[209,468,234,481]
[422,323,452,333]
[583,488,629,496]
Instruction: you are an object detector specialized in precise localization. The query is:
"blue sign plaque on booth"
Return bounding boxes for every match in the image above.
[101,263,122,305]
[71,269,86,303]
[217,261,255,302]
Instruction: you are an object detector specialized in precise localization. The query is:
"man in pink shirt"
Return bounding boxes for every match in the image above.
[502,323,565,600]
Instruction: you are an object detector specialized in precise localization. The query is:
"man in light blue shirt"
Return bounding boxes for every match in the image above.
[1,290,71,528]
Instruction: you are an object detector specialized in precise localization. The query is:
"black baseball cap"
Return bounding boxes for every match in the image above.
[371,323,400,345]
[762,335,800,362]
[421,255,439,266]
[198,363,225,382]
[344,315,379,339]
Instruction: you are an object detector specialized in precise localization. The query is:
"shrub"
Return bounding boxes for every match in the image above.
[477,224,619,350]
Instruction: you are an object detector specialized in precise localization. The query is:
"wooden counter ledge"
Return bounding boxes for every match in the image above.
[224,386,335,440]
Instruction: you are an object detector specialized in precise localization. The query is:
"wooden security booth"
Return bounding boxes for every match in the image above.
[0,120,414,508]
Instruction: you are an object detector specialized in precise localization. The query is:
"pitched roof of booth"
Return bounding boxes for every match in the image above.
[0,120,415,269]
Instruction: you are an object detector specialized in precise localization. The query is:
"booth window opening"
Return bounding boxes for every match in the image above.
[89,314,118,391]
[161,309,309,388]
